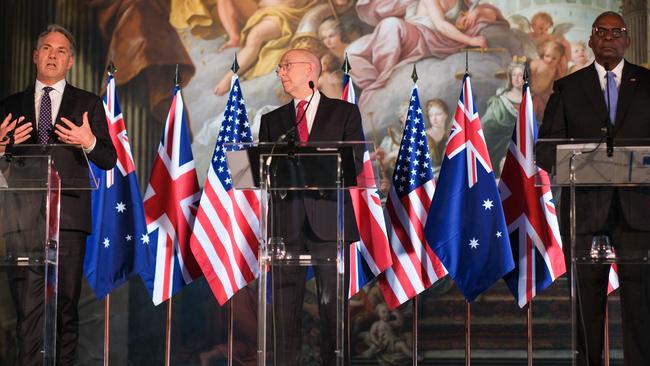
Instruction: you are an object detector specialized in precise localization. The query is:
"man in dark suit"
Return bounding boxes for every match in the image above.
[258,48,364,366]
[0,24,116,366]
[537,11,650,366]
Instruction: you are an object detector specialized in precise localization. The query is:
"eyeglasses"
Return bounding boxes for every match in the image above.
[592,27,627,38]
[276,61,310,73]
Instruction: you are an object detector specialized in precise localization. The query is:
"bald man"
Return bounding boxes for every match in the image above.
[538,11,650,366]
[258,48,364,366]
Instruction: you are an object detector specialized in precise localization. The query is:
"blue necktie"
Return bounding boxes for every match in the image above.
[38,86,54,144]
[605,71,618,125]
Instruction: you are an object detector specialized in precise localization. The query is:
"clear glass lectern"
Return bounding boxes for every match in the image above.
[0,144,97,365]
[225,141,372,366]
[537,139,650,365]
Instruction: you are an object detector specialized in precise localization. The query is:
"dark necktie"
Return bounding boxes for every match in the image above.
[38,86,54,144]
[605,71,618,125]
[295,100,309,142]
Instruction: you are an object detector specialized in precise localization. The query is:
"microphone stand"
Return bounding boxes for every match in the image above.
[285,81,316,159]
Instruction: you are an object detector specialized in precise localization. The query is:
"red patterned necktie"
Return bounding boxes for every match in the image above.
[38,86,54,144]
[295,100,309,142]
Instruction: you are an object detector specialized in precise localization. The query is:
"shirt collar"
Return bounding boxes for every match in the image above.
[35,79,67,94]
[594,59,624,88]
[293,89,321,109]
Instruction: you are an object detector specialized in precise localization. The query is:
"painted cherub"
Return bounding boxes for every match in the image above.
[363,303,413,360]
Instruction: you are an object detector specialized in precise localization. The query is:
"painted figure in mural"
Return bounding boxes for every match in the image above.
[316,17,349,98]
[527,12,571,76]
[424,98,451,174]
[530,40,564,120]
[376,100,410,189]
[362,303,414,363]
[212,0,321,96]
[347,0,508,107]
[482,60,525,176]
[568,40,592,74]
[319,16,349,63]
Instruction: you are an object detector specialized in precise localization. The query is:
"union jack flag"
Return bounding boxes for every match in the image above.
[142,86,202,305]
[345,69,392,298]
[607,263,619,294]
[379,84,447,309]
[425,74,514,302]
[500,80,565,307]
[190,75,260,305]
[84,73,148,299]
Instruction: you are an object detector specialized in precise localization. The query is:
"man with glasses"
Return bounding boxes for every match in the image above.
[258,48,364,366]
[537,11,650,366]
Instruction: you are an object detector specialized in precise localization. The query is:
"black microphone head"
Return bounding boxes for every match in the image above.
[308,81,314,89]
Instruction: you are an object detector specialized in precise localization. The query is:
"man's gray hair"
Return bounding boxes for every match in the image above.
[36,24,76,56]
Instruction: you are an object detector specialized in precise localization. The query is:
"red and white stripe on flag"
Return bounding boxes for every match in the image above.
[379,181,448,309]
[190,75,261,305]
[607,264,619,295]
[348,150,392,298]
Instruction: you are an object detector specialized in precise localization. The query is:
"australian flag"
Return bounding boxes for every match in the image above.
[84,74,148,299]
[424,74,514,302]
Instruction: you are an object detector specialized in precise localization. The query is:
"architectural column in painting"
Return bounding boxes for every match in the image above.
[622,0,648,65]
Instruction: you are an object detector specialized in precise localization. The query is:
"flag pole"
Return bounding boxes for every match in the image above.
[409,64,419,366]
[527,303,533,366]
[104,294,110,366]
[465,301,471,366]
[604,303,610,366]
[165,298,173,366]
[163,66,182,366]
[226,54,240,366]
[102,61,117,366]
[412,297,418,365]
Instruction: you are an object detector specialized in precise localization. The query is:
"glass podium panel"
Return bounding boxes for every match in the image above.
[535,139,650,365]
[0,144,96,365]
[225,141,372,366]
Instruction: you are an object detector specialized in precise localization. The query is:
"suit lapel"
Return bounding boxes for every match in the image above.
[56,84,77,126]
[20,85,37,143]
[309,93,329,141]
[583,63,610,126]
[613,61,638,132]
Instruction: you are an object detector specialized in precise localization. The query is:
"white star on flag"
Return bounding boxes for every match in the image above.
[116,202,126,213]
[496,231,502,238]
[141,234,149,245]
[469,238,479,249]
[103,238,110,248]
[482,199,493,210]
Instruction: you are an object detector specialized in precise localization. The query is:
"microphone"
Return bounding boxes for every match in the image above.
[278,81,316,142]
[266,81,316,168]
[604,62,613,157]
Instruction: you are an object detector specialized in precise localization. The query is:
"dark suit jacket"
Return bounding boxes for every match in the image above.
[258,93,365,243]
[537,61,650,234]
[0,83,117,234]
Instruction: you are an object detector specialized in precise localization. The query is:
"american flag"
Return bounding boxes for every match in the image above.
[84,73,148,299]
[500,80,565,307]
[345,69,392,298]
[379,84,447,309]
[190,75,260,305]
[142,86,202,305]
[425,74,514,302]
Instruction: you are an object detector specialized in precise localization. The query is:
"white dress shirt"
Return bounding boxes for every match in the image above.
[34,78,66,126]
[594,59,624,91]
[293,90,321,134]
